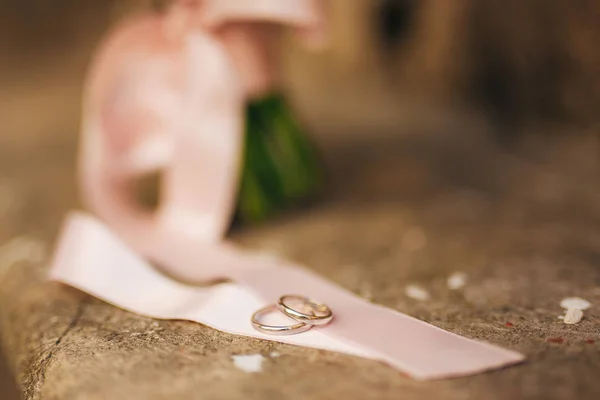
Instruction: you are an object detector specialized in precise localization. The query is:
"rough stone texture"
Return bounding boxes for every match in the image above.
[0,346,20,400]
[0,126,599,399]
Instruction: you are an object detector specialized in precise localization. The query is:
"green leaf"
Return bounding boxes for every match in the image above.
[236,93,323,224]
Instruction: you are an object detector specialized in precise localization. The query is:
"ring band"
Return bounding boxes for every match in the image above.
[277,295,333,326]
[251,305,312,335]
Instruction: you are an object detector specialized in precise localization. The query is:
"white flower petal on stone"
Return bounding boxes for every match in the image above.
[447,272,467,290]
[231,354,266,373]
[560,297,591,310]
[405,284,430,301]
[563,308,584,325]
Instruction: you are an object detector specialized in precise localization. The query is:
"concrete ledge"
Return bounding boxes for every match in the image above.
[1,135,599,399]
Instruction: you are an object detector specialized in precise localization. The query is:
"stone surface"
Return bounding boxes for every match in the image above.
[0,127,599,399]
[0,346,20,400]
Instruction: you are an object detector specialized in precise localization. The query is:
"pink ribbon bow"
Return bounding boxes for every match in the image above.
[80,0,325,261]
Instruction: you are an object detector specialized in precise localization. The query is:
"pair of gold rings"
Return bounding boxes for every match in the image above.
[251,295,333,336]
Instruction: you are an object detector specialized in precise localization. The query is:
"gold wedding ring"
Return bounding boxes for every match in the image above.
[277,295,334,326]
[251,305,313,335]
[251,295,333,336]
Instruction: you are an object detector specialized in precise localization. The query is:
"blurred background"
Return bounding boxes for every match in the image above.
[3,0,599,147]
[1,1,599,398]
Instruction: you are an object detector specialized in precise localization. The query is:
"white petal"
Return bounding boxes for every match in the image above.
[231,354,266,373]
[447,272,467,290]
[405,284,430,301]
[560,297,591,310]
[563,308,584,325]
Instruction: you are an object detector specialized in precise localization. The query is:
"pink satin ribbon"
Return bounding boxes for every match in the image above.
[80,0,325,251]
[50,0,525,380]
[51,212,525,380]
